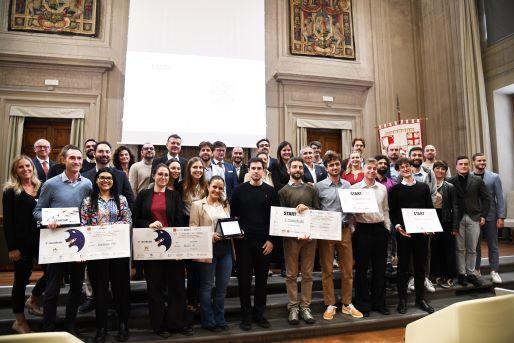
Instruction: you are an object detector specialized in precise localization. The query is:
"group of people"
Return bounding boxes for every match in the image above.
[2,134,506,341]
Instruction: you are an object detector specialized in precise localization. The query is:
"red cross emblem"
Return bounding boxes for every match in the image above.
[406,132,421,145]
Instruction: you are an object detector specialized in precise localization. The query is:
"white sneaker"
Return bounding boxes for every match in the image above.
[408,277,415,292]
[333,258,339,268]
[491,271,502,284]
[424,278,435,293]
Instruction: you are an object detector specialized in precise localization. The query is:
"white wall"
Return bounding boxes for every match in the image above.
[493,91,514,192]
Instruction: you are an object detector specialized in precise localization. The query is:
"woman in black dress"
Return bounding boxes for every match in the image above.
[2,155,43,333]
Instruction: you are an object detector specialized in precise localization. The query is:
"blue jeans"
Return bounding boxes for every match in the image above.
[198,252,232,328]
[476,220,500,271]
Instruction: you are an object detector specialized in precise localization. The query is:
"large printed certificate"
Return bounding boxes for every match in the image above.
[338,189,380,213]
[38,224,130,264]
[401,208,443,233]
[41,207,80,226]
[270,206,342,240]
[132,226,213,260]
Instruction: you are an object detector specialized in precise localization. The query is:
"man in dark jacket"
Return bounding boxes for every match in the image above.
[448,156,490,287]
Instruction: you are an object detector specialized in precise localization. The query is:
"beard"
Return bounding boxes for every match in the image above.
[411,159,422,168]
[291,172,303,180]
[377,168,388,176]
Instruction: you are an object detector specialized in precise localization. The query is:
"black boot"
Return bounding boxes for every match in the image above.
[397,298,407,314]
[116,322,129,342]
[415,299,434,314]
[94,328,107,343]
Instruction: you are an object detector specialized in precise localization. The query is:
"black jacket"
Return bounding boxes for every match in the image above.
[152,155,188,179]
[32,157,56,183]
[438,181,459,231]
[132,188,184,228]
[82,167,135,209]
[236,164,248,185]
[270,162,289,192]
[448,174,490,222]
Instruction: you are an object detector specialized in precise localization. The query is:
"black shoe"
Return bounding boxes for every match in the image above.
[239,318,252,331]
[397,298,407,314]
[280,269,287,278]
[94,328,107,343]
[362,311,370,317]
[254,316,271,328]
[178,326,194,336]
[372,306,390,315]
[203,326,222,333]
[116,323,129,342]
[218,325,229,331]
[78,298,94,314]
[457,274,468,286]
[154,330,171,338]
[467,274,483,287]
[415,299,434,314]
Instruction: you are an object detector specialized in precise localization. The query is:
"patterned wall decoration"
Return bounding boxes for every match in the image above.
[9,0,99,36]
[290,0,355,59]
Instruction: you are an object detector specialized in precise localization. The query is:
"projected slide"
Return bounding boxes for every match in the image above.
[122,0,265,147]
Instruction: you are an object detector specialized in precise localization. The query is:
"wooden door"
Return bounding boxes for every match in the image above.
[306,128,342,156]
[21,118,72,161]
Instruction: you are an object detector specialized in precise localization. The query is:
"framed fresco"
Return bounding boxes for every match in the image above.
[290,0,355,59]
[9,0,99,37]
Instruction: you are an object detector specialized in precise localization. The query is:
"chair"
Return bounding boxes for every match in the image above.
[0,332,83,343]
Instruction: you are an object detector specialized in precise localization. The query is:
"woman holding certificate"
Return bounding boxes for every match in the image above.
[190,175,232,332]
[133,164,192,338]
[342,151,364,185]
[3,155,43,334]
[80,167,132,342]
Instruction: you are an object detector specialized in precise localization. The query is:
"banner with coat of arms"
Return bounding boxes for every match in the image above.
[378,119,423,155]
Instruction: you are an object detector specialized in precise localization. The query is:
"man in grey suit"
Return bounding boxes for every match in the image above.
[32,138,56,183]
[472,153,506,284]
[448,156,490,287]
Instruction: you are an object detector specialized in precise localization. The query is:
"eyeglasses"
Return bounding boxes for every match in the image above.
[36,145,50,149]
[98,176,113,181]
[142,147,155,151]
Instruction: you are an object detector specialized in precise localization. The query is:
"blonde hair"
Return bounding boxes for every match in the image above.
[345,151,363,175]
[3,155,41,194]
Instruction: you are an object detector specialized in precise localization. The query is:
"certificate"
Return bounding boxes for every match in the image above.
[38,224,130,264]
[401,208,443,233]
[41,207,80,226]
[269,206,310,238]
[270,206,342,240]
[132,226,213,260]
[338,189,380,213]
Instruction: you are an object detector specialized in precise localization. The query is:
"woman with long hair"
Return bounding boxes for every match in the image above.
[2,155,43,333]
[113,146,135,177]
[80,167,132,342]
[133,164,192,337]
[271,141,293,192]
[166,158,181,190]
[190,176,232,331]
[342,151,364,185]
[178,157,208,313]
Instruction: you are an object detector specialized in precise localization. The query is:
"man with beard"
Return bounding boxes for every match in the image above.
[375,155,396,192]
[152,134,188,179]
[256,138,277,170]
[278,157,320,325]
[352,158,391,317]
[315,152,362,320]
[129,143,155,196]
[389,158,434,314]
[386,144,401,181]
[81,138,96,172]
[448,156,490,287]
[422,144,451,177]
[230,157,279,331]
[472,153,505,284]
[232,146,248,184]
[198,141,215,180]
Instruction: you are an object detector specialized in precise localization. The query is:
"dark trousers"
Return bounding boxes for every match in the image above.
[12,257,36,314]
[185,260,199,308]
[43,262,86,331]
[397,233,428,301]
[88,257,130,330]
[353,222,389,312]
[235,238,271,319]
[32,266,46,297]
[143,260,187,332]
[430,230,456,280]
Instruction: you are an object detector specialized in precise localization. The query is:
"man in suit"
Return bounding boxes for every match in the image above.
[32,138,55,183]
[199,141,215,180]
[152,134,188,179]
[81,138,96,172]
[448,156,490,287]
[256,138,277,171]
[212,141,238,199]
[232,146,248,184]
[300,145,327,184]
[472,153,506,284]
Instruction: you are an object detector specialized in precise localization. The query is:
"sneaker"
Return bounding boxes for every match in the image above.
[78,298,94,314]
[323,305,337,321]
[440,278,454,289]
[457,274,468,286]
[491,271,502,284]
[333,258,339,268]
[475,269,482,277]
[467,274,483,287]
[268,269,274,276]
[300,308,315,324]
[424,277,435,293]
[408,277,415,292]
[288,308,300,325]
[342,303,364,318]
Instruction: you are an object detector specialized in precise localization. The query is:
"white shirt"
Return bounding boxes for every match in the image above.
[306,164,317,183]
[351,180,391,231]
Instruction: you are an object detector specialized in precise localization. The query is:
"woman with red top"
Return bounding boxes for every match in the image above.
[133,164,192,338]
[342,151,364,185]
